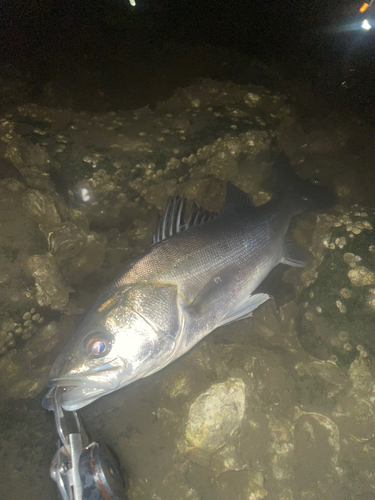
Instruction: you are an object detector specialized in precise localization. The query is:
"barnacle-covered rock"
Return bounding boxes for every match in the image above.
[4,133,50,170]
[68,207,91,232]
[244,91,261,107]
[47,221,86,262]
[1,125,57,189]
[348,265,375,286]
[181,377,246,461]
[0,181,47,343]
[141,179,178,210]
[297,205,375,366]
[22,189,63,228]
[61,231,107,281]
[27,253,73,310]
[0,319,70,401]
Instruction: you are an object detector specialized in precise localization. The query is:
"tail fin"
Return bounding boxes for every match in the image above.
[273,153,337,214]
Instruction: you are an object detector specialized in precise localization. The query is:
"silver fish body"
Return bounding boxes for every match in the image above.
[43,153,336,411]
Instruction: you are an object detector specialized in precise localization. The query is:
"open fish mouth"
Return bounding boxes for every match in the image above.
[42,383,114,411]
[42,363,125,411]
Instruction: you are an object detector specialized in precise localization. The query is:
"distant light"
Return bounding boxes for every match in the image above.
[361,19,371,30]
[360,3,369,13]
[129,0,136,5]
[80,188,90,202]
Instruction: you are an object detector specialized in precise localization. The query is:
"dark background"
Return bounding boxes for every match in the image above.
[0,0,374,119]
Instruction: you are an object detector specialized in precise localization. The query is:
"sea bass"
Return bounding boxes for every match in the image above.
[43,153,336,411]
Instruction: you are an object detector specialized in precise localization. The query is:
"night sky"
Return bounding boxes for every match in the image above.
[0,0,374,116]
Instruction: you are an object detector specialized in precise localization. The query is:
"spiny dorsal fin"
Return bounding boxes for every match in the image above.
[152,194,218,245]
[223,181,255,211]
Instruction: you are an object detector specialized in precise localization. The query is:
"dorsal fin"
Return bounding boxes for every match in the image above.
[152,195,218,245]
[223,181,255,211]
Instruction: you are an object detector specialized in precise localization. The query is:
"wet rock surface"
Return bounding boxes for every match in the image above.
[298,206,375,366]
[182,377,246,460]
[0,65,374,500]
[77,300,375,500]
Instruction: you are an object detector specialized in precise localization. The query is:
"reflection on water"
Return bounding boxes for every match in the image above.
[0,55,374,500]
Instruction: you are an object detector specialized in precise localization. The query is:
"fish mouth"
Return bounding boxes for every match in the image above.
[42,362,125,412]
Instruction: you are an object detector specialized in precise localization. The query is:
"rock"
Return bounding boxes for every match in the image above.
[244,92,261,107]
[61,231,107,281]
[2,71,375,500]
[22,189,62,227]
[47,222,86,262]
[297,204,375,366]
[141,179,178,210]
[294,410,341,492]
[183,377,246,456]
[5,133,50,170]
[27,253,73,310]
[0,178,25,192]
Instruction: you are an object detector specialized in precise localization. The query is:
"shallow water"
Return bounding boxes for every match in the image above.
[0,46,374,500]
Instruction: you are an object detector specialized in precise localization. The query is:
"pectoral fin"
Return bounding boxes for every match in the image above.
[189,265,239,317]
[216,292,270,328]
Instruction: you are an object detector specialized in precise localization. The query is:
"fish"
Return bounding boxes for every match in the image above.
[42,153,336,411]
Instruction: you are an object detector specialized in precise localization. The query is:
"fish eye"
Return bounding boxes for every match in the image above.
[85,332,112,358]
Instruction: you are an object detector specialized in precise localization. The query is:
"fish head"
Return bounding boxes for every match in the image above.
[43,286,179,411]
